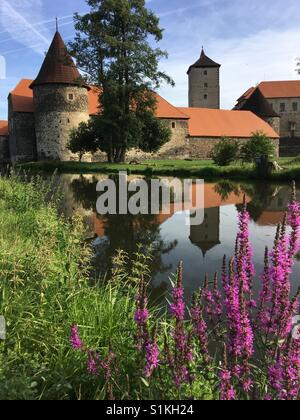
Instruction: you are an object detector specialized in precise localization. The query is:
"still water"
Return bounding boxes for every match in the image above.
[57,174,300,301]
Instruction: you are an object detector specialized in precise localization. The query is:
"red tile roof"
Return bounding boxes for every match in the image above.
[240,81,300,100]
[30,32,89,90]
[9,79,189,120]
[178,107,279,138]
[0,120,8,136]
[9,79,34,113]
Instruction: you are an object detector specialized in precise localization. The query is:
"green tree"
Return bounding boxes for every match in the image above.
[240,131,275,164]
[68,120,99,161]
[210,137,239,166]
[69,0,174,162]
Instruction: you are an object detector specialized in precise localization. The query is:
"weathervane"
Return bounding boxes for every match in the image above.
[56,17,58,32]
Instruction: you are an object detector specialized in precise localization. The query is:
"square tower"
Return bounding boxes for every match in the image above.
[187,48,221,109]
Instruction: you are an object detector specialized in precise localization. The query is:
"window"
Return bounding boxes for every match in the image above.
[204,94,208,100]
[172,122,176,129]
[204,70,208,76]
[68,93,75,101]
[280,103,285,112]
[204,83,208,88]
[292,102,298,112]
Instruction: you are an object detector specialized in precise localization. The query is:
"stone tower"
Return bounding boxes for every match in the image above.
[187,48,221,109]
[30,31,90,161]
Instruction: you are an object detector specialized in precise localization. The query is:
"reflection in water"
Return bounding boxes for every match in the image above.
[55,174,300,301]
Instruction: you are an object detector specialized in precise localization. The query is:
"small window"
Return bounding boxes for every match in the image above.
[204,70,208,76]
[292,102,298,112]
[172,122,176,129]
[68,93,75,101]
[280,103,285,112]
[204,82,208,88]
[204,94,208,100]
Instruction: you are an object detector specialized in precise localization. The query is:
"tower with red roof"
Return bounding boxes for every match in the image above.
[29,31,90,161]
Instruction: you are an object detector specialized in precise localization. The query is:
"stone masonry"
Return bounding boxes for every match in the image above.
[189,137,280,160]
[33,84,90,161]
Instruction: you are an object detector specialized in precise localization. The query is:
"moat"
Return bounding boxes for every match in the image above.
[55,174,300,302]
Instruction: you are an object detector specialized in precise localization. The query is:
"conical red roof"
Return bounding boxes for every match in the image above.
[30,32,89,90]
[187,48,220,74]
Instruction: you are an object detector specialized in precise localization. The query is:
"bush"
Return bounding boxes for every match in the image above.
[211,137,239,166]
[240,131,275,164]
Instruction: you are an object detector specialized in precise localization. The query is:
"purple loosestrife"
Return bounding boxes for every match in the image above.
[70,324,83,350]
[191,290,209,363]
[235,197,255,296]
[144,325,160,378]
[219,346,236,401]
[134,276,149,351]
[170,262,193,388]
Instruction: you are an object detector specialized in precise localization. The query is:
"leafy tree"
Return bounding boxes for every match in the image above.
[210,137,239,166]
[69,0,174,162]
[240,131,275,164]
[68,121,98,161]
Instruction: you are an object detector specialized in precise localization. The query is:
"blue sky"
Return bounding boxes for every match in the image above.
[0,0,300,119]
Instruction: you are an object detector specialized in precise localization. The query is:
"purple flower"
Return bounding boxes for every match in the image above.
[144,341,160,378]
[70,325,83,350]
[87,351,99,376]
[134,309,149,326]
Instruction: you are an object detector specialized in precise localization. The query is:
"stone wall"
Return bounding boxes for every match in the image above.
[189,136,280,159]
[8,97,37,164]
[267,98,300,138]
[92,118,190,162]
[0,135,9,162]
[188,67,220,109]
[33,84,90,161]
[265,116,281,135]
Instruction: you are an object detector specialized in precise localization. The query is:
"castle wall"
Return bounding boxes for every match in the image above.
[267,98,300,138]
[0,136,9,163]
[91,118,190,162]
[188,67,220,109]
[33,84,89,161]
[8,97,37,164]
[264,116,281,135]
[189,137,279,159]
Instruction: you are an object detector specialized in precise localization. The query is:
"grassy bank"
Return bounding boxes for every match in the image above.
[0,175,214,400]
[18,158,300,181]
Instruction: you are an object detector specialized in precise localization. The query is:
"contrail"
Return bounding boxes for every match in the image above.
[0,0,50,55]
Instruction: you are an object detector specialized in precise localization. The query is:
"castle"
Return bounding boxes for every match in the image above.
[0,31,283,165]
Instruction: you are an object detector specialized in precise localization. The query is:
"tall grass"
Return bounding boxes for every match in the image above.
[0,174,149,400]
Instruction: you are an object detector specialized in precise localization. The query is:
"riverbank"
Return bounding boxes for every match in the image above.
[17,158,300,181]
[0,174,214,400]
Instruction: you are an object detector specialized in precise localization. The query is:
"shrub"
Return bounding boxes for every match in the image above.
[211,137,239,166]
[240,131,275,164]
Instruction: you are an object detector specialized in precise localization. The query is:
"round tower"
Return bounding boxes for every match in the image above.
[30,31,90,161]
[187,48,221,109]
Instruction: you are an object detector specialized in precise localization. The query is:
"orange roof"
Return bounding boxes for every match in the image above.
[9,79,189,120]
[10,79,34,113]
[0,120,8,136]
[178,107,279,138]
[240,81,300,100]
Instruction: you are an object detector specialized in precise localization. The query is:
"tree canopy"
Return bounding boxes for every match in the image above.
[69,0,174,162]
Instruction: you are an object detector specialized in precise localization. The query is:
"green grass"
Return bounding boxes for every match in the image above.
[0,175,215,400]
[18,157,300,181]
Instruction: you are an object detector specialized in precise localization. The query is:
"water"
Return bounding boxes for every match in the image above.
[56,174,300,301]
